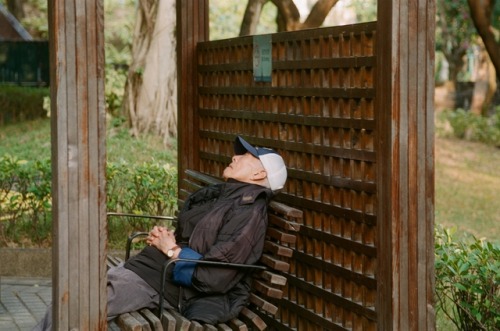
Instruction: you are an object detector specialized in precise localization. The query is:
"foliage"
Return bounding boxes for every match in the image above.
[348,0,377,22]
[209,0,277,40]
[435,0,478,83]
[494,2,500,31]
[439,107,500,146]
[0,155,178,248]
[104,0,135,116]
[0,86,49,125]
[106,161,178,247]
[106,161,177,219]
[209,1,246,40]
[0,0,48,39]
[435,226,500,330]
[0,155,52,246]
[105,62,129,117]
[19,0,48,39]
[0,117,177,175]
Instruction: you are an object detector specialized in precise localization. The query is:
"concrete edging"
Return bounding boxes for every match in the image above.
[0,248,52,277]
[0,248,126,277]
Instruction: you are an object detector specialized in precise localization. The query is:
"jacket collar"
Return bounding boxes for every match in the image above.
[221,179,273,204]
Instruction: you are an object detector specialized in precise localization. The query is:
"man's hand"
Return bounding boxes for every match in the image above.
[146,226,180,258]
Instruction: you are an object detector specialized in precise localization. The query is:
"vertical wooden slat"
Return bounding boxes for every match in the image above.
[177,0,209,178]
[425,4,437,331]
[49,0,106,329]
[376,0,435,330]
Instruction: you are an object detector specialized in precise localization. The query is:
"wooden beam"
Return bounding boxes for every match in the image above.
[48,0,107,329]
[177,0,209,177]
[376,0,436,330]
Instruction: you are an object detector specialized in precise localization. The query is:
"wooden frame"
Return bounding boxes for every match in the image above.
[376,1,436,330]
[48,0,107,329]
[48,0,435,328]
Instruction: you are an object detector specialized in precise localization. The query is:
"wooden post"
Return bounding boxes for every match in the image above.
[177,0,209,176]
[376,0,436,330]
[48,0,107,329]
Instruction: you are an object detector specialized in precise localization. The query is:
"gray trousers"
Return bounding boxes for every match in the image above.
[32,264,170,331]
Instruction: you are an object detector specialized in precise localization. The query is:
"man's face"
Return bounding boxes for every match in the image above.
[223,152,266,183]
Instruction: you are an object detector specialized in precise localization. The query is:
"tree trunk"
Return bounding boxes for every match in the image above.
[240,0,339,35]
[471,46,497,116]
[6,0,25,21]
[467,0,500,81]
[240,0,268,36]
[122,0,177,145]
[444,49,468,109]
[270,0,301,31]
[302,0,340,29]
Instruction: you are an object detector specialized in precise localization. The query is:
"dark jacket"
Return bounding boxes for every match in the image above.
[124,180,272,324]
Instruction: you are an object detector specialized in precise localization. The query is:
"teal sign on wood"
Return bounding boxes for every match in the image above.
[253,35,272,82]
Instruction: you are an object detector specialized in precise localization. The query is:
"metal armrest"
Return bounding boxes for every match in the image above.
[107,212,177,222]
[158,258,267,318]
[125,232,148,260]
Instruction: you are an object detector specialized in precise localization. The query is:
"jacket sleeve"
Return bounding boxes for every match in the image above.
[191,201,268,293]
[172,248,202,287]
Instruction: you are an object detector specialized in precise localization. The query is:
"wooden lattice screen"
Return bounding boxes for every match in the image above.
[180,22,378,331]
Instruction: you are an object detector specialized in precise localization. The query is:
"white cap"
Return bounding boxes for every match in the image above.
[234,136,287,191]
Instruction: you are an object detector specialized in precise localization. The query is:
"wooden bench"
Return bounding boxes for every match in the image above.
[107,169,302,331]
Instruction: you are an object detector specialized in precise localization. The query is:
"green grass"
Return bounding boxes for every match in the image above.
[435,136,500,243]
[0,117,177,166]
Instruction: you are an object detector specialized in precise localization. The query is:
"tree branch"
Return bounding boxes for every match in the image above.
[467,0,500,80]
[302,0,339,29]
[240,0,269,36]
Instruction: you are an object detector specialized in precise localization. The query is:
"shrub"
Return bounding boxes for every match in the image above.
[440,108,500,146]
[0,156,178,248]
[0,155,52,246]
[435,226,500,330]
[106,162,178,247]
[0,86,49,125]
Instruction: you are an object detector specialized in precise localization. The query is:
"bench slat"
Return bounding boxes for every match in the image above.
[131,311,152,331]
[249,293,278,315]
[215,323,232,331]
[264,241,293,258]
[253,280,283,299]
[107,255,122,268]
[185,169,220,185]
[260,254,290,272]
[140,309,163,331]
[239,307,267,331]
[268,213,301,232]
[167,309,191,330]
[109,320,123,331]
[160,310,176,331]
[227,318,248,331]
[257,270,287,286]
[116,313,142,331]
[189,320,204,331]
[268,200,303,218]
[266,227,296,244]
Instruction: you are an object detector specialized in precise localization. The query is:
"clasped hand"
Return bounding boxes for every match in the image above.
[146,226,176,254]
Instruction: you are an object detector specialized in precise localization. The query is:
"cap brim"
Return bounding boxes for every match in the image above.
[234,136,259,158]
